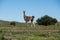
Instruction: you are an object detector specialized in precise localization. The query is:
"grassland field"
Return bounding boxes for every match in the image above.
[0,20,60,40]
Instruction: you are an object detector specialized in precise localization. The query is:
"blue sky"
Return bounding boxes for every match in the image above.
[0,0,60,22]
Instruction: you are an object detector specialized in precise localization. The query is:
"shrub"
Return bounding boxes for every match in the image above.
[10,21,16,26]
[36,15,58,26]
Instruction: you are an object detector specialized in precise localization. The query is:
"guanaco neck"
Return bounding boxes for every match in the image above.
[23,11,26,18]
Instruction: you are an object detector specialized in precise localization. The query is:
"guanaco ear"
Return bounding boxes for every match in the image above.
[23,10,25,14]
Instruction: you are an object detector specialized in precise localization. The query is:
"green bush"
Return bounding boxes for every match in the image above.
[10,21,16,26]
[36,15,58,26]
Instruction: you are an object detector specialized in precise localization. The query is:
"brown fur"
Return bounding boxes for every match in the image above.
[23,11,35,27]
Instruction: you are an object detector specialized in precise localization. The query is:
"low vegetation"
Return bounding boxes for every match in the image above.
[0,20,60,40]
